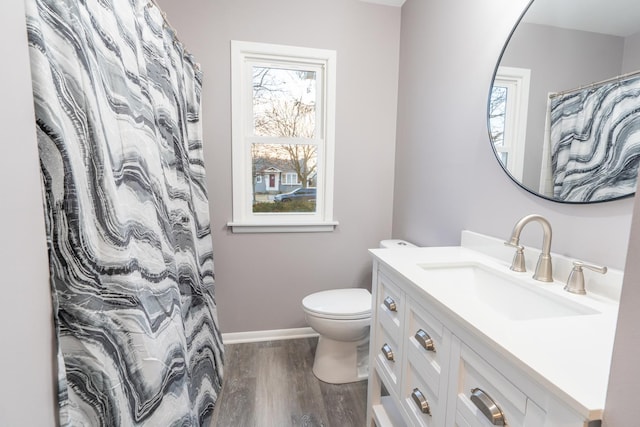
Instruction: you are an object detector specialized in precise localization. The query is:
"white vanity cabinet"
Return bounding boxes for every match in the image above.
[366,261,598,427]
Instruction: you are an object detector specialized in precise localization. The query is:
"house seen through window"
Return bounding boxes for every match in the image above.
[229,41,337,233]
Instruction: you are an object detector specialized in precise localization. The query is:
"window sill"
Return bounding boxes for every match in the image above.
[226,221,339,234]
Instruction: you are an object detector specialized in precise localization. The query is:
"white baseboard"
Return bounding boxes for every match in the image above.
[222,327,319,345]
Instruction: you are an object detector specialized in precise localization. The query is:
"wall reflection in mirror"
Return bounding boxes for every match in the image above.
[489,0,640,203]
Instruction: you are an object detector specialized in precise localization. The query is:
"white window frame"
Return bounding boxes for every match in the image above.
[492,66,530,181]
[228,41,338,233]
[282,173,300,186]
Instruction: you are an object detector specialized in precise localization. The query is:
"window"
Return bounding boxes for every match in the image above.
[229,41,337,233]
[489,66,530,180]
[282,173,300,186]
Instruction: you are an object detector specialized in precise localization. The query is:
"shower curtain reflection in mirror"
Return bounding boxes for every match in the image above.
[541,73,640,202]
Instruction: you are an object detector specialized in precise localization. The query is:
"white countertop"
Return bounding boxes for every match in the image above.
[370,232,621,421]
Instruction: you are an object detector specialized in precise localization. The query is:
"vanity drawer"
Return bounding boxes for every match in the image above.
[453,343,534,427]
[403,351,446,427]
[406,301,446,392]
[377,271,404,334]
[374,321,403,391]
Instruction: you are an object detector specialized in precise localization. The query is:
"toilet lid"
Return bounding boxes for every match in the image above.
[302,288,371,319]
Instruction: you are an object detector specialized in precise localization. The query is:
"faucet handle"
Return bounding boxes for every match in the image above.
[574,261,608,274]
[504,241,523,250]
[564,261,607,295]
[504,241,526,272]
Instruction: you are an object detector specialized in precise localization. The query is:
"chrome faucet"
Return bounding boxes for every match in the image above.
[504,214,554,282]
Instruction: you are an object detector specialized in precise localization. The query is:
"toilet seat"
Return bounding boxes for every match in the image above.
[302,288,371,320]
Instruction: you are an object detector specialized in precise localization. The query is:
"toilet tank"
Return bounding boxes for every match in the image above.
[379,239,416,248]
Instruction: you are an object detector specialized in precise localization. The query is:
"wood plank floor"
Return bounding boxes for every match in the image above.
[210,337,368,427]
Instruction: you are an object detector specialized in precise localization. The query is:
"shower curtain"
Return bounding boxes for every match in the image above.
[547,75,640,202]
[26,0,223,425]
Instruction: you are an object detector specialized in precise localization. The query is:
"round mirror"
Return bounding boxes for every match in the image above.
[489,0,640,203]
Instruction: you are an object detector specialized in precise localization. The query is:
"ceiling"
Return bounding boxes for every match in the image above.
[361,0,640,36]
[360,0,406,7]
[522,0,640,37]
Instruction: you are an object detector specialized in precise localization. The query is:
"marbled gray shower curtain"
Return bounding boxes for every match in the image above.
[25,0,223,425]
[550,75,640,202]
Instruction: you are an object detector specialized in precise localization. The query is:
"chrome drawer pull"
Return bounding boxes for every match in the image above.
[415,329,435,352]
[381,343,395,361]
[411,388,431,415]
[383,296,397,312]
[470,388,505,425]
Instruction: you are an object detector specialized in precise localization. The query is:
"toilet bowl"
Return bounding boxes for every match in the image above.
[302,239,416,384]
[302,288,372,384]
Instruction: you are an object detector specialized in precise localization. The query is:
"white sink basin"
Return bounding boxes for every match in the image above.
[418,262,600,321]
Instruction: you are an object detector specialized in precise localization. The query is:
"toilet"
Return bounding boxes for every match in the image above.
[302,239,416,384]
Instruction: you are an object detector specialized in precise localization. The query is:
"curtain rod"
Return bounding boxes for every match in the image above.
[549,68,640,99]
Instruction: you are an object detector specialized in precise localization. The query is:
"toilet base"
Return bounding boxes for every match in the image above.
[312,335,369,384]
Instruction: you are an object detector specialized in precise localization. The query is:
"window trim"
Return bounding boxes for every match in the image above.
[228,41,338,233]
[491,66,531,181]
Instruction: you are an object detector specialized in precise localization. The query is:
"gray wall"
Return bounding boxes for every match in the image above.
[0,0,56,425]
[622,30,640,72]
[394,0,633,271]
[605,170,640,425]
[156,0,401,333]
[501,23,624,190]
